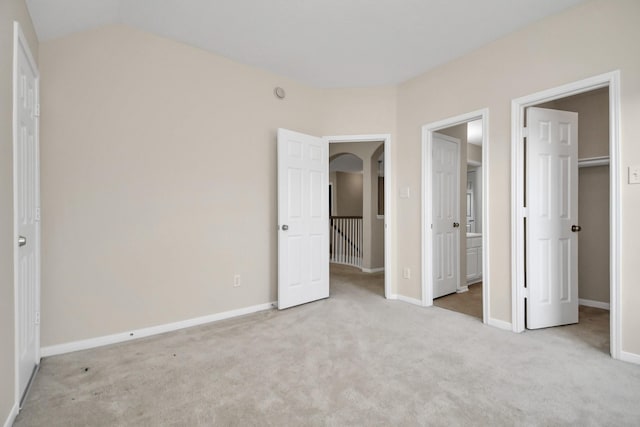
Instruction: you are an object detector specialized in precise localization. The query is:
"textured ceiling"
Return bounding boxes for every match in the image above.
[26,0,586,88]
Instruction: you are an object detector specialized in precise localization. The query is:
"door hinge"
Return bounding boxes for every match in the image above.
[522,127,528,138]
[35,311,40,325]
[523,287,529,299]
[35,207,41,221]
[520,207,528,218]
[34,104,40,117]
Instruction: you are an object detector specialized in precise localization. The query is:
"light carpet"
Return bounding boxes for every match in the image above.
[14,264,640,426]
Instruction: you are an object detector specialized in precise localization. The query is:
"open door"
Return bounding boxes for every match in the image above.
[526,107,579,329]
[277,129,329,309]
[14,22,41,406]
[432,133,460,298]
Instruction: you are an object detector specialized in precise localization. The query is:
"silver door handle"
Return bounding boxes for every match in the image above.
[453,222,460,228]
[18,236,27,247]
[571,225,582,232]
[282,225,289,231]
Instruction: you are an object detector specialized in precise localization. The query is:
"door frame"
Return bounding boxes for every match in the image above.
[511,71,621,360]
[421,109,490,325]
[13,21,41,410]
[325,134,392,299]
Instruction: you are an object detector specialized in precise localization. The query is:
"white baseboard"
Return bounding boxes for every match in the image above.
[620,350,640,365]
[389,294,423,307]
[488,317,512,331]
[579,298,610,310]
[361,267,385,273]
[3,403,18,427]
[41,302,276,358]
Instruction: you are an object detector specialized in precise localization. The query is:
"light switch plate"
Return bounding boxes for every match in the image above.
[629,166,640,184]
[399,186,411,198]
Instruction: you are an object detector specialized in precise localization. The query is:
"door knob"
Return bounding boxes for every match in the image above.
[453,222,460,228]
[571,225,582,232]
[282,225,289,231]
[18,236,27,247]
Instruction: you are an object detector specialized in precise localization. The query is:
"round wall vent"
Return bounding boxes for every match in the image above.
[274,87,286,99]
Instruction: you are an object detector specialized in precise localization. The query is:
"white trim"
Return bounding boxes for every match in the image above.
[487,317,512,331]
[361,267,384,273]
[41,302,275,358]
[330,260,364,269]
[620,351,640,366]
[421,109,490,327]
[325,134,392,300]
[3,404,18,427]
[579,299,610,310]
[389,294,423,307]
[13,21,41,414]
[510,71,621,361]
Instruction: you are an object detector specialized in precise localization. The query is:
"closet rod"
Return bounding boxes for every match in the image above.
[578,156,609,168]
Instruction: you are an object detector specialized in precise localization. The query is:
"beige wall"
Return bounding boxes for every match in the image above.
[395,0,640,355]
[39,25,396,346]
[335,172,363,216]
[578,166,610,303]
[329,171,337,214]
[539,88,610,303]
[0,0,39,421]
[467,144,482,164]
[369,144,386,271]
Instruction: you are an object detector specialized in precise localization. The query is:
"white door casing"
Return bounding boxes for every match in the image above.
[277,129,329,309]
[432,133,460,298]
[526,107,579,329]
[13,22,41,405]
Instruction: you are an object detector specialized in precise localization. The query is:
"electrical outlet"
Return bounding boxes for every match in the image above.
[233,274,241,287]
[403,267,411,279]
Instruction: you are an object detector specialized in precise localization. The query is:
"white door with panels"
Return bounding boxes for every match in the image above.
[14,22,41,404]
[432,133,460,298]
[526,107,579,329]
[277,129,329,309]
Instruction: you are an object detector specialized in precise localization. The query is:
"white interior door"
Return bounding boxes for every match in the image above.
[526,107,579,329]
[432,133,459,298]
[14,22,40,403]
[277,129,329,309]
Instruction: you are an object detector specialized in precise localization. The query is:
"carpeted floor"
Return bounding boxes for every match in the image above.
[14,264,640,426]
[432,282,611,355]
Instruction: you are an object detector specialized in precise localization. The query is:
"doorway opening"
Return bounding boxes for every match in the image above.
[511,71,621,360]
[422,109,489,325]
[328,136,389,299]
